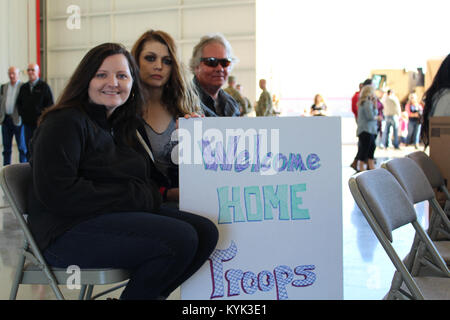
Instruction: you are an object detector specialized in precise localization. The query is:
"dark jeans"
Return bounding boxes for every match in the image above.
[1,116,27,165]
[23,123,37,160]
[43,205,219,300]
[407,119,421,145]
[356,131,376,161]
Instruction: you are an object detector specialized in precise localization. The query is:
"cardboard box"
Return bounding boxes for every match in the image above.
[429,116,450,207]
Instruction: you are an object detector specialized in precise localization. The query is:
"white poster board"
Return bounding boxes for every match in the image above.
[178,116,342,300]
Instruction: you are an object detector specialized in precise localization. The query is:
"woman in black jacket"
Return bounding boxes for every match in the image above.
[27,43,218,300]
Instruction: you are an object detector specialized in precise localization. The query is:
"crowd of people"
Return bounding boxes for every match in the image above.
[350,52,450,173]
[0,64,54,166]
[0,30,288,300]
[1,25,449,299]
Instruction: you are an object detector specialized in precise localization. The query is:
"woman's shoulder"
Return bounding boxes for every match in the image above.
[432,89,450,116]
[41,107,88,129]
[46,106,84,119]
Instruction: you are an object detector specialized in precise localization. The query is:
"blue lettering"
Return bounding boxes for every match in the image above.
[306,153,321,170]
[244,186,263,222]
[273,153,288,172]
[217,186,245,224]
[290,184,310,220]
[262,185,289,220]
[217,184,309,223]
[287,153,307,172]
[202,139,218,171]
[234,150,250,172]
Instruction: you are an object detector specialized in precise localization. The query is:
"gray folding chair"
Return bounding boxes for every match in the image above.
[0,163,130,300]
[349,169,450,300]
[406,151,450,239]
[381,157,450,274]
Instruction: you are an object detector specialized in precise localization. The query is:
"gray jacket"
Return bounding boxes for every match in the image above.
[0,82,23,126]
[357,100,378,135]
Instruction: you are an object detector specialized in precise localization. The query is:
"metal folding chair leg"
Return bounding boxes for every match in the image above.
[10,242,26,300]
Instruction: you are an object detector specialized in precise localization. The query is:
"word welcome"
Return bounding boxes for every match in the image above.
[201,136,321,174]
[217,184,310,224]
[174,122,280,168]
[208,241,316,300]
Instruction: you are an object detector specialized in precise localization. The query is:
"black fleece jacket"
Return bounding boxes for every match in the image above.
[17,79,54,126]
[27,104,162,250]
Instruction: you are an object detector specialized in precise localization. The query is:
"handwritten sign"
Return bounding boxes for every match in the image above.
[178,117,342,300]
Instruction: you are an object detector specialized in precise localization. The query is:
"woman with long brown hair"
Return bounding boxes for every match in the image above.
[28,42,218,300]
[132,30,202,203]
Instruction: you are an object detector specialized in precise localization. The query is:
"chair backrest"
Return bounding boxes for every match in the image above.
[0,163,31,217]
[349,168,417,242]
[350,169,450,300]
[381,157,435,204]
[0,163,42,256]
[406,151,445,189]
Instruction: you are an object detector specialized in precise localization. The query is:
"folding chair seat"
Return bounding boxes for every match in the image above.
[381,158,450,273]
[348,169,450,300]
[406,151,450,239]
[0,163,130,300]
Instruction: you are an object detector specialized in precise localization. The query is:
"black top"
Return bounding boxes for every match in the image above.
[16,79,54,126]
[193,77,240,117]
[27,104,162,250]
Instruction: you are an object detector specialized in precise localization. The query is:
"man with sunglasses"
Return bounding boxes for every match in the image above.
[16,63,54,155]
[189,33,240,117]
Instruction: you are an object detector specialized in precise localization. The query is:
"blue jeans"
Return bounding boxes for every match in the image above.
[384,115,399,148]
[43,205,219,299]
[407,119,421,145]
[1,115,27,165]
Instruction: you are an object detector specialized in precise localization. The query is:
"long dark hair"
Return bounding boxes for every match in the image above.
[421,53,450,147]
[39,42,144,146]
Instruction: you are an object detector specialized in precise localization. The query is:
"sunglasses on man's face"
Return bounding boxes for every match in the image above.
[200,57,232,68]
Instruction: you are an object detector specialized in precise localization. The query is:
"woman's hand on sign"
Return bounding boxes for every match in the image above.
[176,112,204,129]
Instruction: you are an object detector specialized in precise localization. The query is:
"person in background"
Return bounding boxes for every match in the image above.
[405,92,423,148]
[236,83,253,116]
[399,104,409,146]
[27,42,218,300]
[310,93,328,116]
[189,33,240,117]
[374,89,385,148]
[0,66,27,165]
[256,78,275,116]
[351,83,363,120]
[131,29,202,203]
[355,85,381,171]
[421,53,450,148]
[16,63,54,152]
[350,80,370,171]
[382,89,401,149]
[224,75,246,115]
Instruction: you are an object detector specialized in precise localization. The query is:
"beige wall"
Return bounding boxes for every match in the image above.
[45,0,256,102]
[0,0,37,84]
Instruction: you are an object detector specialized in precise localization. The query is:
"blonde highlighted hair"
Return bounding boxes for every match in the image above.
[131,29,201,117]
[357,85,375,107]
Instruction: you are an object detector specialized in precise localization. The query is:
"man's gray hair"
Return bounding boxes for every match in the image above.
[189,33,238,73]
